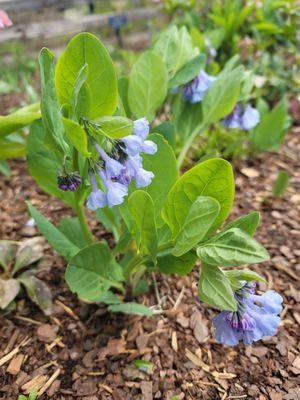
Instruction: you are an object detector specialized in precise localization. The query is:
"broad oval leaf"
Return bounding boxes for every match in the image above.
[162,158,235,237]
[157,252,197,276]
[142,133,178,226]
[94,116,133,139]
[65,242,124,302]
[39,48,70,156]
[198,263,237,311]
[169,54,206,88]
[223,211,260,237]
[62,118,90,157]
[128,190,157,262]
[27,202,79,261]
[172,196,220,257]
[108,302,153,316]
[128,51,168,121]
[55,32,118,119]
[197,228,269,267]
[27,120,77,208]
[202,65,244,124]
[0,105,40,139]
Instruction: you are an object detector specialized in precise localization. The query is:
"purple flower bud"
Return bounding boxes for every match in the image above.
[95,144,124,179]
[133,117,150,139]
[57,171,81,192]
[182,70,217,104]
[212,282,283,346]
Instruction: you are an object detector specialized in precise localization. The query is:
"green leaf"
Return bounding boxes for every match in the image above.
[162,158,234,237]
[250,98,289,151]
[0,105,40,139]
[128,51,168,121]
[154,25,199,79]
[27,202,79,260]
[0,278,20,309]
[198,263,237,311]
[27,120,76,207]
[55,32,118,119]
[152,122,176,149]
[118,76,131,117]
[128,190,157,262]
[0,241,18,272]
[0,160,10,176]
[153,25,180,78]
[13,237,44,276]
[143,134,178,226]
[133,359,153,372]
[94,116,133,139]
[39,48,70,155]
[62,118,90,157]
[169,54,206,88]
[224,269,267,285]
[71,63,89,117]
[175,101,203,144]
[173,196,220,256]
[0,139,27,159]
[108,302,153,316]
[18,272,53,315]
[58,217,88,248]
[65,242,124,302]
[197,228,269,267]
[272,171,289,197]
[223,211,260,237]
[202,66,244,124]
[157,252,197,276]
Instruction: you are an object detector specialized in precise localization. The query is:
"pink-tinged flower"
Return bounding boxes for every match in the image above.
[0,10,12,30]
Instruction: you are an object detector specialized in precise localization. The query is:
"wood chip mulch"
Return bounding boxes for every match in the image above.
[0,126,299,399]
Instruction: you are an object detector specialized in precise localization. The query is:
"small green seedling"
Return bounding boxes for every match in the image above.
[272,170,289,197]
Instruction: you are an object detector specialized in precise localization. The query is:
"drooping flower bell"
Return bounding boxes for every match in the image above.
[57,171,81,192]
[0,10,12,30]
[182,70,217,104]
[86,118,157,210]
[213,282,283,346]
[223,104,260,131]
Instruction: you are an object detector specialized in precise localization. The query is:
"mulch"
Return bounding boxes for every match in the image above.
[0,110,299,398]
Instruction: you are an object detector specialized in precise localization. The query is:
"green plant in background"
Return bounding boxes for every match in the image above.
[18,389,38,400]
[1,32,281,346]
[272,170,289,197]
[0,238,52,314]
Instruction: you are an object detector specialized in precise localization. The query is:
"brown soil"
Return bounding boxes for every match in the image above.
[0,119,299,399]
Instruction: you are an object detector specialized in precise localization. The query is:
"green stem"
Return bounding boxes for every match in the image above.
[123,241,175,282]
[177,123,205,170]
[72,148,94,244]
[75,202,94,244]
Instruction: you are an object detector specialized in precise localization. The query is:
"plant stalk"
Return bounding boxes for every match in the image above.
[177,123,205,169]
[75,202,94,244]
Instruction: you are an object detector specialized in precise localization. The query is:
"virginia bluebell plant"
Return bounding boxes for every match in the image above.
[213,281,283,346]
[182,70,217,103]
[223,104,260,130]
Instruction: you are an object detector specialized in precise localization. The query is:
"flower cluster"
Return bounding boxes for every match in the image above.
[0,10,12,30]
[57,171,81,192]
[213,282,283,346]
[182,70,216,104]
[223,104,260,131]
[87,118,157,210]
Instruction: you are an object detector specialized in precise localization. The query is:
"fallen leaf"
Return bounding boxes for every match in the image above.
[241,168,260,178]
[0,278,20,309]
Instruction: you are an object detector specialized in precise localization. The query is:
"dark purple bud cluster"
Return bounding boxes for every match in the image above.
[57,171,81,192]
